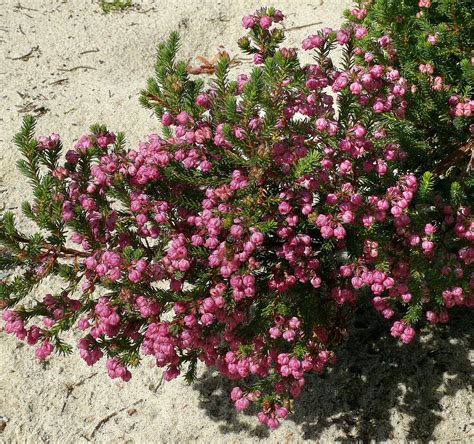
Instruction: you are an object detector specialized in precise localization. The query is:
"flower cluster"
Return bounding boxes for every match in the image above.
[350,0,473,174]
[1,5,472,430]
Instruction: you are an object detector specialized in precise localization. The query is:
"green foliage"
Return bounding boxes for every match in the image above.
[292,150,322,179]
[419,171,435,201]
[100,0,133,14]
[14,116,40,187]
[403,300,423,325]
[450,181,465,205]
[213,56,230,98]
[140,32,203,120]
[183,354,198,384]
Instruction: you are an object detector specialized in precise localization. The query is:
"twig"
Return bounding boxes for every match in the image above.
[16,103,48,116]
[61,372,98,414]
[10,45,40,61]
[151,374,164,392]
[432,139,473,176]
[58,65,97,72]
[210,13,230,23]
[134,7,154,14]
[89,399,143,438]
[79,49,99,55]
[284,21,323,32]
[50,78,69,86]
[12,234,89,258]
[14,2,38,12]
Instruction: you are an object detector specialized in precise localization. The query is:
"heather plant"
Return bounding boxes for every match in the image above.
[1,6,472,430]
[348,0,473,175]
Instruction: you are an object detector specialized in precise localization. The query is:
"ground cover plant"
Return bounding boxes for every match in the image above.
[99,0,133,14]
[1,2,472,430]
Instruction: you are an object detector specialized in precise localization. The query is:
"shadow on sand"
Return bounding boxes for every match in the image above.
[192,308,473,440]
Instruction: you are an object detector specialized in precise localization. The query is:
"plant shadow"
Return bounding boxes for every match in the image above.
[192,308,473,440]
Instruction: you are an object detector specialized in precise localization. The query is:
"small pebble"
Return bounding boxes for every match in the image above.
[0,416,8,432]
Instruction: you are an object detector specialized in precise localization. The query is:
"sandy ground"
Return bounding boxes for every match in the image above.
[0,1,473,442]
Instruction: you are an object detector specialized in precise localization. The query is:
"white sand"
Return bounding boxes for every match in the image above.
[0,1,472,442]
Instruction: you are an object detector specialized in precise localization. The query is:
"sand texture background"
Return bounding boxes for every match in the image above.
[0,1,473,442]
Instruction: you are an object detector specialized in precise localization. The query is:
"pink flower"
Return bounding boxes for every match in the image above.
[230,386,243,401]
[278,201,292,215]
[235,397,250,411]
[302,34,324,50]
[350,82,362,95]
[196,94,210,108]
[339,160,352,174]
[259,16,272,30]
[401,327,415,344]
[35,340,54,360]
[274,10,284,22]
[176,112,190,125]
[267,417,280,430]
[427,32,439,45]
[253,53,264,65]
[355,26,368,40]
[282,329,295,342]
[378,35,391,48]
[364,52,374,62]
[242,15,255,29]
[336,29,350,45]
[161,112,173,126]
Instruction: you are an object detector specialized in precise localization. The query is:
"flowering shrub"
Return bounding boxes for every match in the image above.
[1,5,472,430]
